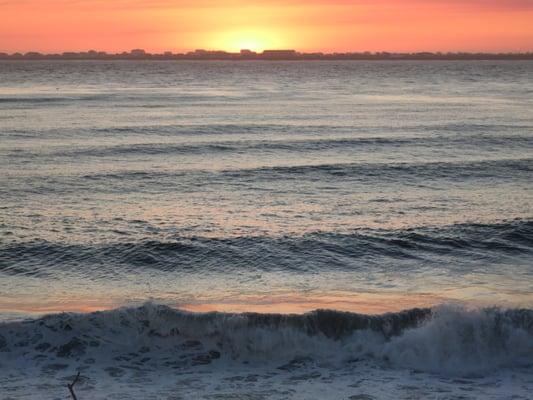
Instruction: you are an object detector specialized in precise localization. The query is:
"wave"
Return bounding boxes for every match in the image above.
[226,158,533,182]
[0,303,531,376]
[4,135,533,159]
[0,123,356,139]
[5,158,532,197]
[73,158,533,183]
[1,219,532,277]
[0,94,110,104]
[4,120,532,141]
[0,92,251,109]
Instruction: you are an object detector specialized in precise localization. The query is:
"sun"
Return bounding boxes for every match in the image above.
[209,29,285,53]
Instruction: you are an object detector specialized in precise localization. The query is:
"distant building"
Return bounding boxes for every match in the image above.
[130,49,146,56]
[240,49,256,55]
[187,49,232,59]
[24,52,42,58]
[261,50,298,59]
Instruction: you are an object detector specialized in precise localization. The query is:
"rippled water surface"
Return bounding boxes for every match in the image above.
[1,60,533,399]
[1,60,532,314]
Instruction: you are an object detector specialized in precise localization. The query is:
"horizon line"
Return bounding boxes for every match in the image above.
[2,49,533,61]
[3,48,533,55]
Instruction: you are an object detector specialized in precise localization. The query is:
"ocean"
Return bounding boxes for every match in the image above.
[0,60,532,399]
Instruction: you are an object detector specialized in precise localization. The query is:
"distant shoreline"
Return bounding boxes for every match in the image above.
[1,50,533,61]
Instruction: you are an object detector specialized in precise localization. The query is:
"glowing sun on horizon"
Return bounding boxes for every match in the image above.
[209,29,286,52]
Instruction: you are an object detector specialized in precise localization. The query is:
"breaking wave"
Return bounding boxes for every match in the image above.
[0,304,531,376]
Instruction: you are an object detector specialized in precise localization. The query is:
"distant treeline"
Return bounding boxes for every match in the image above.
[1,49,533,61]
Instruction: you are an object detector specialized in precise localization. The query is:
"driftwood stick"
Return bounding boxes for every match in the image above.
[67,371,81,400]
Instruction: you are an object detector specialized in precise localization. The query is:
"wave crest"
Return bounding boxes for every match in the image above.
[0,303,531,375]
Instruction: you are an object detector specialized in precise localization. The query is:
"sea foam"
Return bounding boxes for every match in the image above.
[1,303,531,374]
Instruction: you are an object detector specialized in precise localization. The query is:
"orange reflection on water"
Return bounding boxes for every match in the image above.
[0,291,446,318]
[177,291,446,315]
[0,299,121,317]
[4,288,529,319]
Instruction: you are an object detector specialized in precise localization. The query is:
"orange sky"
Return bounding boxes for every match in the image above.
[1,0,532,53]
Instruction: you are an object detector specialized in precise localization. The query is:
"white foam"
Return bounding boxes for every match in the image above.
[0,303,531,399]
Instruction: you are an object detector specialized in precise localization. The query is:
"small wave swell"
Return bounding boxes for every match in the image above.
[1,220,531,277]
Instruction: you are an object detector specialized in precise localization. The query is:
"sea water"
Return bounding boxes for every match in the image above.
[0,60,532,399]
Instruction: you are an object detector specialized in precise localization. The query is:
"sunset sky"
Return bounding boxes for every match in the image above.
[1,0,532,53]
